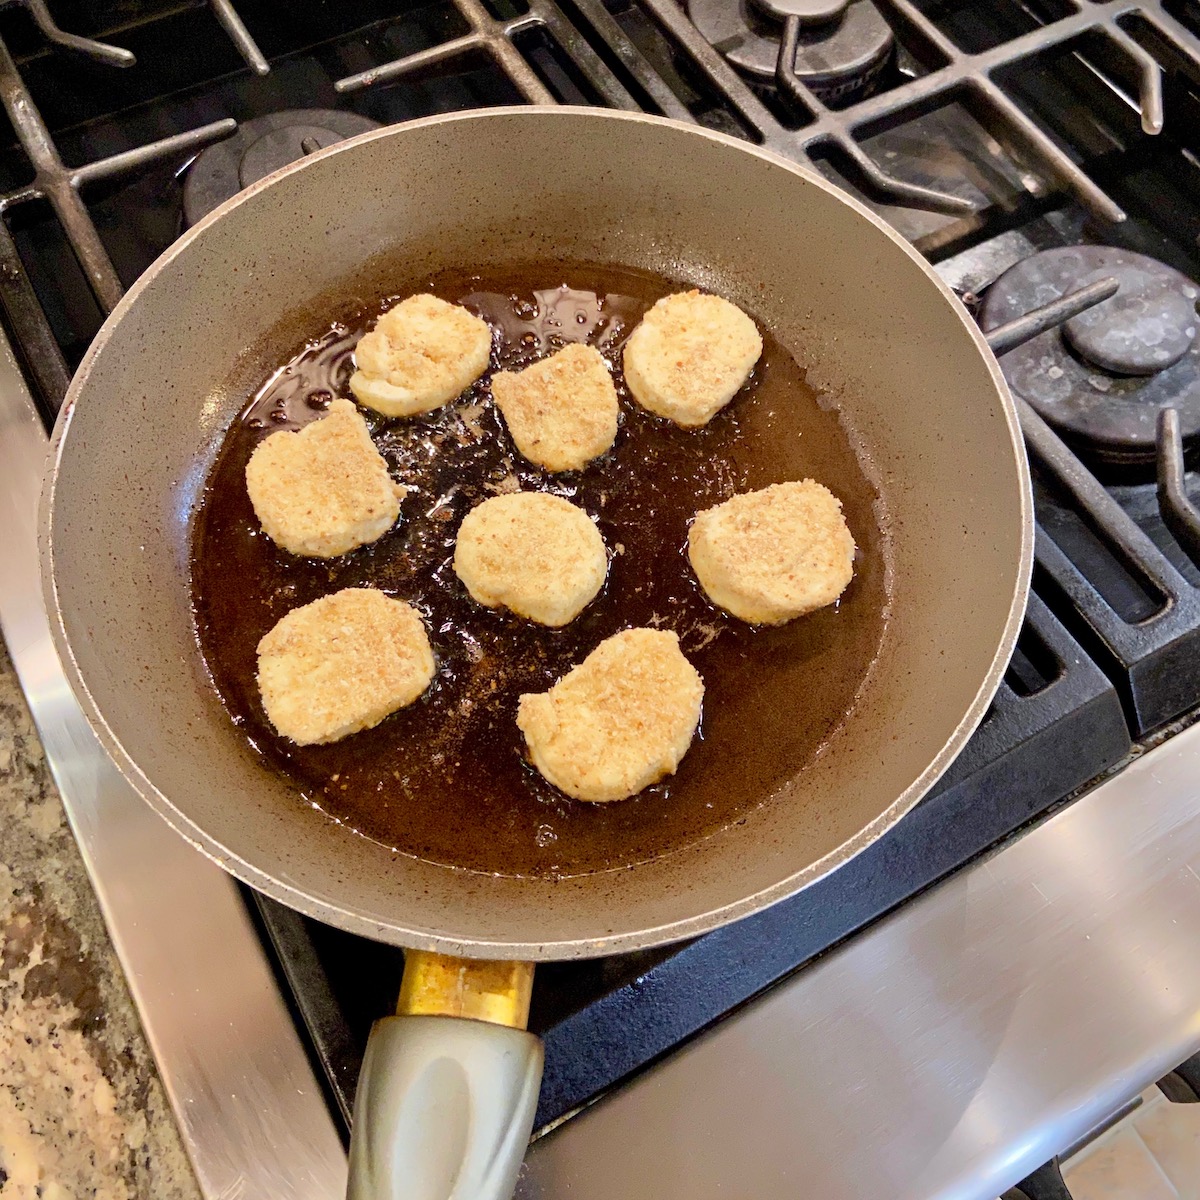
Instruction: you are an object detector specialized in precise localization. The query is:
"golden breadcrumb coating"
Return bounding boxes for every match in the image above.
[688,480,855,625]
[256,587,435,745]
[517,628,704,802]
[623,290,762,427]
[245,397,403,558]
[492,343,619,471]
[350,294,491,417]
[454,492,607,627]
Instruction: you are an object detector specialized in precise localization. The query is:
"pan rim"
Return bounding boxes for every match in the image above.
[39,105,1033,959]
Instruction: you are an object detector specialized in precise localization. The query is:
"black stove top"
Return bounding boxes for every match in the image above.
[7,0,1200,1145]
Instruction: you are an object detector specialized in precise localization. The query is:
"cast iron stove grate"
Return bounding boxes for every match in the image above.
[5,0,1200,1141]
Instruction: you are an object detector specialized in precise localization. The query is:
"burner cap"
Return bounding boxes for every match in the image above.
[687,0,893,104]
[183,110,382,226]
[979,246,1200,467]
[757,0,849,18]
[1063,265,1196,376]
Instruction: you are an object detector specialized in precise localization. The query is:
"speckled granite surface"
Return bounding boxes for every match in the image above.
[0,637,200,1200]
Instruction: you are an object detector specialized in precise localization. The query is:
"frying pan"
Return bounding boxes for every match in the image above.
[40,108,1032,1199]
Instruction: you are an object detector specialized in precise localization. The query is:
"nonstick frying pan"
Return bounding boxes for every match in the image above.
[40,108,1032,1199]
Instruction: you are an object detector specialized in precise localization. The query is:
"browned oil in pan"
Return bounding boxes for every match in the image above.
[191,261,888,879]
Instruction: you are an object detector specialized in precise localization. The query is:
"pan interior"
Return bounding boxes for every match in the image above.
[43,109,1028,955]
[190,259,890,879]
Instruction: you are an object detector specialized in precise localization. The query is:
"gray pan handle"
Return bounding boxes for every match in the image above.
[347,954,543,1200]
[347,1016,543,1200]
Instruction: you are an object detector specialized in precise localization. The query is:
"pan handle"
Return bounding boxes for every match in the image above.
[347,953,542,1200]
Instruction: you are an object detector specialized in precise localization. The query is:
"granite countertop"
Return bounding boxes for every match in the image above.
[0,638,200,1200]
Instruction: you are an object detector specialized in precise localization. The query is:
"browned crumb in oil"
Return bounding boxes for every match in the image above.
[190,262,888,879]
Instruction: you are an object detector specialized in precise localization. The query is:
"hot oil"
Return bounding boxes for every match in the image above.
[191,262,888,878]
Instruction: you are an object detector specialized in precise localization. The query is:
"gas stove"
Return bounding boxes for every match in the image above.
[3,3,1200,1198]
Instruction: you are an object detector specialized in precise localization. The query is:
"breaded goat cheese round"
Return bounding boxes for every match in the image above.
[688,480,855,625]
[453,492,606,627]
[349,294,492,417]
[256,587,435,745]
[517,628,704,802]
[623,290,762,427]
[245,397,404,558]
[492,343,619,472]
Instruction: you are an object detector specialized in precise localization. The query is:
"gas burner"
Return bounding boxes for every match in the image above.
[183,110,381,226]
[980,247,1200,467]
[687,0,893,105]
